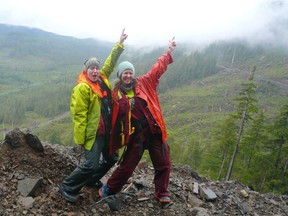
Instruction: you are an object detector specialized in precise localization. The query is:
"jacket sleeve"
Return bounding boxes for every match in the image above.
[139,51,174,88]
[101,42,125,79]
[70,83,90,145]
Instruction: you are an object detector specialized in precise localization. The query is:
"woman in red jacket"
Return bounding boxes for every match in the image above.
[99,37,176,208]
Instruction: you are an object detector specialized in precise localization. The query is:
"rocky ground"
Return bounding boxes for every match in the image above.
[0,128,288,216]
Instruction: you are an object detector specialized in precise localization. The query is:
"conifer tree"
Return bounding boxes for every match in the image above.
[215,116,237,180]
[270,103,288,174]
[242,111,266,170]
[225,66,258,181]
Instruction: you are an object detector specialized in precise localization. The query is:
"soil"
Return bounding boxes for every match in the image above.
[0,128,287,216]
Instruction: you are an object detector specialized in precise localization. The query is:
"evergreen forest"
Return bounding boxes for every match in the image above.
[0,24,288,194]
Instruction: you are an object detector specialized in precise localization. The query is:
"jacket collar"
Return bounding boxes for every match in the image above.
[77,70,103,97]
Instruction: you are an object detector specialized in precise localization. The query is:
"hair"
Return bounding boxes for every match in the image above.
[113,78,137,90]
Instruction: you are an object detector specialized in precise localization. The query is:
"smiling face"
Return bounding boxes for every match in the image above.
[120,70,135,85]
[86,66,100,82]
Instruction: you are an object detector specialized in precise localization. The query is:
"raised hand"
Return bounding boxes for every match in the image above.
[120,28,128,44]
[168,37,176,53]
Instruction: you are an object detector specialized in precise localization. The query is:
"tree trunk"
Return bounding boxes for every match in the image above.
[282,154,288,177]
[260,176,266,192]
[246,140,257,169]
[218,144,229,180]
[226,109,247,181]
[275,137,285,169]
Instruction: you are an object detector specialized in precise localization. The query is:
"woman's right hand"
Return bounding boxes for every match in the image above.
[168,37,176,53]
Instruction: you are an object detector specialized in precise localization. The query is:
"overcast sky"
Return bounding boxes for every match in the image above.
[0,0,287,47]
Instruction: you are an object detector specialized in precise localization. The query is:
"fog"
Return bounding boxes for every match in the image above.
[0,0,287,47]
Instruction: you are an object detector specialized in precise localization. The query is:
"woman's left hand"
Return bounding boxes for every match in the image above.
[120,28,128,44]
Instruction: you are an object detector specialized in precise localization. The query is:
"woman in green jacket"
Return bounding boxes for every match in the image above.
[59,29,128,203]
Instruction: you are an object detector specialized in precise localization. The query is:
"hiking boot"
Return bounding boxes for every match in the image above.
[156,196,173,209]
[59,185,79,203]
[86,180,103,189]
[98,183,110,198]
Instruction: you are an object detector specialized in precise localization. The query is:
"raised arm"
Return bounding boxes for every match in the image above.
[101,28,128,78]
[138,37,176,88]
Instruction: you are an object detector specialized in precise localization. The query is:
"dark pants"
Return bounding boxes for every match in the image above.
[107,132,171,198]
[61,136,118,194]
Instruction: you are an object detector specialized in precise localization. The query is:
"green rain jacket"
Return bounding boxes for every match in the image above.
[70,42,124,150]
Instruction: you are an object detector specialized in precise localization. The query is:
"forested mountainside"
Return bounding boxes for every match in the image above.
[0,24,288,194]
[0,24,115,70]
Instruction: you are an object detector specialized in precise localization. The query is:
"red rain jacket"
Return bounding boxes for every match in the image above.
[110,51,174,154]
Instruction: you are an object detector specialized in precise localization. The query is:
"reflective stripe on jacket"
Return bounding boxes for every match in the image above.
[71,42,124,150]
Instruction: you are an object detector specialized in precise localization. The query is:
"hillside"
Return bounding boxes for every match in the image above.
[1,24,288,138]
[0,24,116,70]
[161,67,288,162]
[1,23,288,194]
[1,129,287,215]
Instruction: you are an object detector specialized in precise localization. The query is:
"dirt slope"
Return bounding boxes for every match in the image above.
[0,129,287,216]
